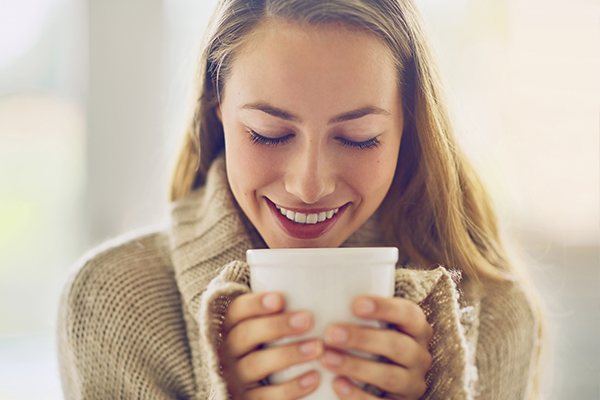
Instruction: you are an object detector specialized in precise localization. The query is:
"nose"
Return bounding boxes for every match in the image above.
[284,139,335,204]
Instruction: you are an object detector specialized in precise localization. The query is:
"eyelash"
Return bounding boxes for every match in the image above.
[247,129,381,150]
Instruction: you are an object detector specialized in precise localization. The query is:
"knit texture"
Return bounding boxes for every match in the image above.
[57,150,541,399]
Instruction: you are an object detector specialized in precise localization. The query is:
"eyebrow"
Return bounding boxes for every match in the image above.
[240,102,391,124]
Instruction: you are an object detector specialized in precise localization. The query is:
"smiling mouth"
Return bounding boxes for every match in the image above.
[265,197,351,239]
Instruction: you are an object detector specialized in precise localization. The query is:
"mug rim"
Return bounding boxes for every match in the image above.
[246,246,398,266]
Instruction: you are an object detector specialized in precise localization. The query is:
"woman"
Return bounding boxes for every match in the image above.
[57,0,545,399]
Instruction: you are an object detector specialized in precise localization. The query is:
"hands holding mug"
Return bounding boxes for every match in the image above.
[219,291,433,400]
[219,291,323,399]
[321,295,433,399]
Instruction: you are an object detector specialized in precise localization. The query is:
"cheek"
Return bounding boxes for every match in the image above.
[341,149,397,198]
[225,131,281,194]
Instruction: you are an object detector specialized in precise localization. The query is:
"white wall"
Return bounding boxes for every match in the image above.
[86,0,168,243]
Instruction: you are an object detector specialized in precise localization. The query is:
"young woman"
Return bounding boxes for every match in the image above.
[58,1,545,399]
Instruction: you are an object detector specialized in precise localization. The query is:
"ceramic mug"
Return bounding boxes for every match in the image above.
[247,247,398,400]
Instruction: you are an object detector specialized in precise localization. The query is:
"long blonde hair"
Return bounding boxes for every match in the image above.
[168,1,546,394]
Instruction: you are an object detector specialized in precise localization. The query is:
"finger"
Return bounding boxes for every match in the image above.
[320,349,427,397]
[332,377,401,400]
[332,377,379,400]
[244,369,321,400]
[352,296,434,346]
[224,310,314,358]
[224,291,286,333]
[323,324,433,373]
[234,339,324,384]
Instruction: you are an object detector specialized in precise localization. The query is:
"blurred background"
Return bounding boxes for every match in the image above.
[0,0,597,398]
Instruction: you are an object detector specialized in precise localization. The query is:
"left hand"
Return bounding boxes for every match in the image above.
[319,295,434,399]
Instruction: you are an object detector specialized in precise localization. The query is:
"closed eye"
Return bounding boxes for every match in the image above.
[247,129,381,150]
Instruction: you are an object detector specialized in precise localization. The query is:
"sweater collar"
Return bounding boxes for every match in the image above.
[167,150,387,320]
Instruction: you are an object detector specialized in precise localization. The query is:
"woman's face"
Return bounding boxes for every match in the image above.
[217,19,403,248]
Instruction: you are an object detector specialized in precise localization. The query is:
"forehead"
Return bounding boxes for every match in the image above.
[224,19,399,116]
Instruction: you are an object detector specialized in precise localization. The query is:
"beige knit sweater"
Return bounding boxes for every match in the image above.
[57,151,541,399]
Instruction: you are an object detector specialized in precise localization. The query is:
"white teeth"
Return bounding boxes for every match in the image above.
[274,202,341,224]
[294,213,307,223]
[306,213,318,224]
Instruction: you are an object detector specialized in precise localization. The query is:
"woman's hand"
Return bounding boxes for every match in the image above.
[220,291,324,399]
[320,296,434,399]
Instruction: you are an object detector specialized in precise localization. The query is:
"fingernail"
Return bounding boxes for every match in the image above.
[299,340,320,355]
[355,298,376,315]
[325,326,348,344]
[262,293,281,310]
[335,379,352,395]
[299,372,318,388]
[322,350,344,366]
[289,312,311,329]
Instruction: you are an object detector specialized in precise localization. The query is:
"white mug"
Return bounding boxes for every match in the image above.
[247,247,398,400]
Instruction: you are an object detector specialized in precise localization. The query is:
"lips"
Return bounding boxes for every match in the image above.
[267,197,349,214]
[275,203,341,214]
[265,197,350,240]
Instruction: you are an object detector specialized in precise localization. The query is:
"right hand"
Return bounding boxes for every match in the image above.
[220,291,324,399]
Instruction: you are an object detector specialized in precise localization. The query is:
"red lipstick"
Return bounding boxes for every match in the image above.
[265,197,350,240]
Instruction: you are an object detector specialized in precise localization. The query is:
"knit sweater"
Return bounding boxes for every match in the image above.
[56,151,541,399]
